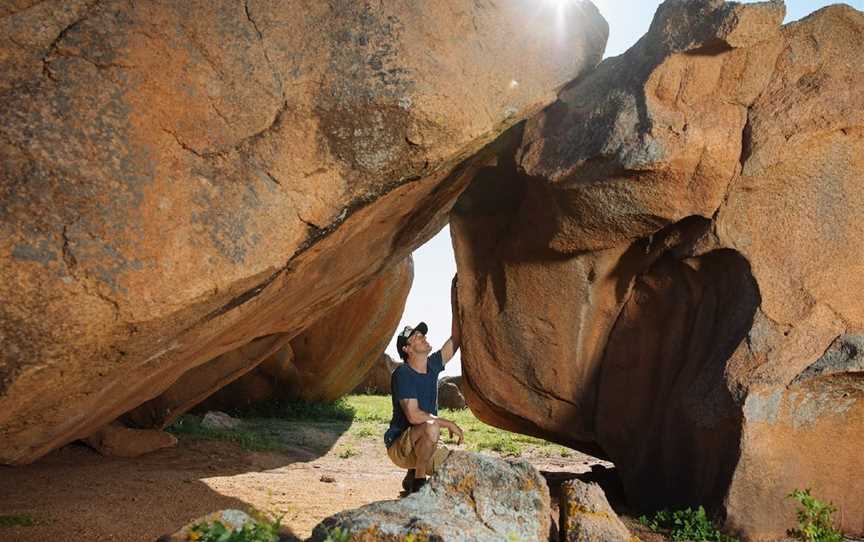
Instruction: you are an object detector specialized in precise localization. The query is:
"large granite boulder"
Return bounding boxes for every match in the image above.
[129,256,412,424]
[308,450,551,542]
[0,0,608,463]
[452,1,864,539]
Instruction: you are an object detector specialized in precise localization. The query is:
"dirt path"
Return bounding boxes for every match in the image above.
[0,428,607,541]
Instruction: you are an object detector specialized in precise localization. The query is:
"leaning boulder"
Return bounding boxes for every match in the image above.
[452,1,864,539]
[0,0,608,464]
[309,450,550,542]
[130,257,412,424]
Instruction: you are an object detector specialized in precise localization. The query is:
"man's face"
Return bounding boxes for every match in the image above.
[406,330,431,357]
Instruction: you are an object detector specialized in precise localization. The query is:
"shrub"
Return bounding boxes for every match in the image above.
[338,445,359,459]
[788,488,843,542]
[638,506,738,542]
[187,510,282,542]
[0,514,36,528]
[322,526,352,542]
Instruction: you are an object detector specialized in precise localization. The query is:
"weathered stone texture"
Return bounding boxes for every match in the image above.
[309,450,551,542]
[560,479,632,542]
[0,0,608,463]
[453,1,864,539]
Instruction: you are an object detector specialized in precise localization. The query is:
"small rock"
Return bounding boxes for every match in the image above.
[201,411,242,430]
[560,479,633,542]
[438,376,467,410]
[319,475,336,483]
[83,423,177,458]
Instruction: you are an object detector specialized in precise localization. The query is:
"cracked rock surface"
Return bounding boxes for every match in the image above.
[308,450,551,542]
[452,1,864,539]
[0,0,608,464]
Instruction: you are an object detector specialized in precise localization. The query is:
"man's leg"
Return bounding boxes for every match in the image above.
[401,469,414,492]
[410,421,440,479]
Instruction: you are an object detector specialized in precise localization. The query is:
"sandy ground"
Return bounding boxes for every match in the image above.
[0,427,611,541]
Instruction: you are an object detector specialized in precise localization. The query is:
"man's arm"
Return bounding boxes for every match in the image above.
[399,398,463,444]
[441,274,461,364]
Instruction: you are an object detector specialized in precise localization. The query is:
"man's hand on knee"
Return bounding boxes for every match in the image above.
[435,419,463,445]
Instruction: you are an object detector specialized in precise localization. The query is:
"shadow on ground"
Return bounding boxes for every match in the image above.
[0,413,353,542]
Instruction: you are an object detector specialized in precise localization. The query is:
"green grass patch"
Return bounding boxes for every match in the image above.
[639,506,738,542]
[173,394,572,459]
[344,395,391,423]
[0,514,37,528]
[167,415,287,452]
[227,397,356,422]
[349,422,379,439]
[345,395,570,457]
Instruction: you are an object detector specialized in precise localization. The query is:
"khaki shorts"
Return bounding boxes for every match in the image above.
[387,425,450,473]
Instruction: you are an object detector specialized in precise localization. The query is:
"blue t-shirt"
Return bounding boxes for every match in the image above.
[384,350,445,448]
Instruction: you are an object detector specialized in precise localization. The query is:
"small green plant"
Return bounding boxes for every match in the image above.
[638,506,738,542]
[187,510,282,542]
[338,445,359,459]
[350,424,376,439]
[322,525,352,542]
[0,514,36,528]
[788,488,842,542]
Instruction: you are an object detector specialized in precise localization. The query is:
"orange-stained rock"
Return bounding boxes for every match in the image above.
[353,353,401,395]
[83,423,177,458]
[453,2,864,540]
[284,258,413,402]
[190,258,412,413]
[0,0,608,463]
[124,333,292,427]
[190,346,295,414]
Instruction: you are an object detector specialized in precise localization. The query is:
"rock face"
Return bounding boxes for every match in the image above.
[309,450,551,542]
[130,256,412,424]
[452,1,864,539]
[438,375,467,410]
[560,479,632,542]
[83,423,177,458]
[281,258,413,403]
[0,0,608,463]
[353,353,401,395]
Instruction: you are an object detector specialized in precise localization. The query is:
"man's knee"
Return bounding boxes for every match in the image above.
[414,422,439,445]
[423,421,440,442]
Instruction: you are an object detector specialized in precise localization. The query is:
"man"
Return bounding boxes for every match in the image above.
[384,279,463,493]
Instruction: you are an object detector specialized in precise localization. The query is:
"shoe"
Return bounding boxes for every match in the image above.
[401,469,415,493]
[411,477,428,493]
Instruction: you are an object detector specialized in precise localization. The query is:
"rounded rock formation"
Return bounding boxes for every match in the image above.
[0,0,609,464]
[452,1,864,539]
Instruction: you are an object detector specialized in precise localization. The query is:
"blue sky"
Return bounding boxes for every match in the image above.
[386,0,864,376]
